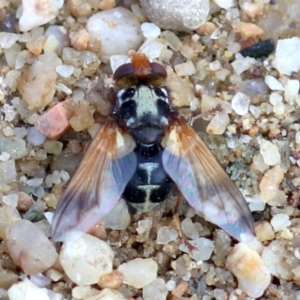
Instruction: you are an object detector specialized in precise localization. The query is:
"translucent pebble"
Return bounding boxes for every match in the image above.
[72,286,98,299]
[0,136,27,159]
[264,75,284,90]
[5,219,58,274]
[226,243,271,298]
[270,214,291,232]
[59,234,114,285]
[260,140,281,166]
[27,126,46,146]
[156,226,178,244]
[2,103,17,121]
[2,194,18,208]
[255,221,275,242]
[174,61,196,76]
[0,206,21,239]
[118,258,158,289]
[43,141,63,155]
[60,170,70,182]
[213,0,234,9]
[231,54,256,75]
[55,64,74,78]
[0,152,10,161]
[141,22,161,39]
[26,178,43,187]
[0,32,19,49]
[206,113,230,135]
[272,37,300,75]
[143,278,168,300]
[284,79,300,104]
[179,237,214,261]
[231,92,250,115]
[0,160,17,184]
[8,278,52,300]
[87,288,126,300]
[295,132,300,144]
[181,218,199,239]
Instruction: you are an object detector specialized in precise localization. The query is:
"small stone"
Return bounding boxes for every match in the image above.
[179,237,214,261]
[59,233,114,285]
[69,100,94,132]
[181,218,199,239]
[118,258,158,289]
[0,152,10,161]
[273,37,300,75]
[19,0,63,32]
[226,243,271,298]
[269,92,284,115]
[5,219,58,275]
[34,99,73,140]
[0,32,19,49]
[43,141,63,155]
[284,79,300,104]
[141,22,161,39]
[240,39,275,59]
[45,268,63,282]
[0,136,27,159]
[231,54,256,75]
[2,103,17,121]
[260,140,281,166]
[72,286,98,299]
[206,113,230,135]
[99,0,116,10]
[85,288,126,300]
[0,160,17,184]
[26,35,45,55]
[233,21,264,38]
[136,219,152,242]
[231,92,250,115]
[265,75,284,91]
[213,0,234,9]
[259,165,284,203]
[87,8,143,62]
[27,126,46,146]
[26,177,43,187]
[140,0,209,32]
[270,214,291,232]
[69,29,89,51]
[55,64,75,78]
[0,206,21,239]
[174,61,196,76]
[2,194,18,208]
[17,60,57,109]
[98,270,124,289]
[8,278,52,300]
[255,222,275,242]
[143,278,168,300]
[156,226,178,244]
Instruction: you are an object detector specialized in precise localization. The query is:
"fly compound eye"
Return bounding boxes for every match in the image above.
[113,63,135,80]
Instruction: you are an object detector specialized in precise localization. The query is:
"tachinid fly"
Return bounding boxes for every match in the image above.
[51,52,254,243]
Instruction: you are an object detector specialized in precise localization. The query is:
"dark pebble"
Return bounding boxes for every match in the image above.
[240,39,275,59]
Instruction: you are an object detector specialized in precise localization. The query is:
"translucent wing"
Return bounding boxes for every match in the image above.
[162,118,254,243]
[51,121,137,242]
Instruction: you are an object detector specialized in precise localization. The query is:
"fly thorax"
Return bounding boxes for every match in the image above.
[116,85,172,144]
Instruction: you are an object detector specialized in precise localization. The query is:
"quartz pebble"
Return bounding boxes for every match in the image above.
[272,37,300,75]
[0,136,27,159]
[226,243,271,298]
[87,8,143,62]
[27,126,46,146]
[140,0,209,32]
[0,206,21,239]
[5,219,58,274]
[59,234,114,285]
[141,22,161,39]
[255,222,275,242]
[0,160,17,184]
[156,226,178,244]
[213,0,234,9]
[19,0,63,32]
[259,165,284,203]
[0,32,19,49]
[284,79,300,104]
[206,113,230,135]
[181,218,199,239]
[118,258,158,289]
[265,75,284,91]
[143,278,168,300]
[86,288,126,300]
[17,61,57,109]
[260,140,281,166]
[270,213,291,232]
[233,21,264,38]
[8,278,56,300]
[231,92,250,115]
[179,237,214,261]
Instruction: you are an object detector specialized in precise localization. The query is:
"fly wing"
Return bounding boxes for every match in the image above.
[162,118,254,243]
[51,121,137,242]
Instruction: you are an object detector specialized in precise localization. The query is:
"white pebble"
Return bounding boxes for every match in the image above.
[284,79,300,104]
[269,92,285,115]
[206,113,230,135]
[295,131,300,144]
[272,37,300,75]
[0,160,17,184]
[270,214,291,232]
[209,60,221,71]
[0,152,10,161]
[226,243,271,298]
[19,0,63,32]
[174,61,196,76]
[141,22,161,39]
[55,64,75,78]
[26,178,43,187]
[264,75,284,91]
[231,92,250,115]
[231,54,256,75]
[179,237,214,261]
[59,233,114,285]
[213,0,234,9]
[87,8,142,62]
[181,218,199,239]
[2,194,18,208]
[27,126,46,146]
[8,279,52,300]
[260,140,281,166]
[156,226,178,244]
[87,288,126,300]
[0,32,19,49]
[118,258,158,289]
[143,278,168,300]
